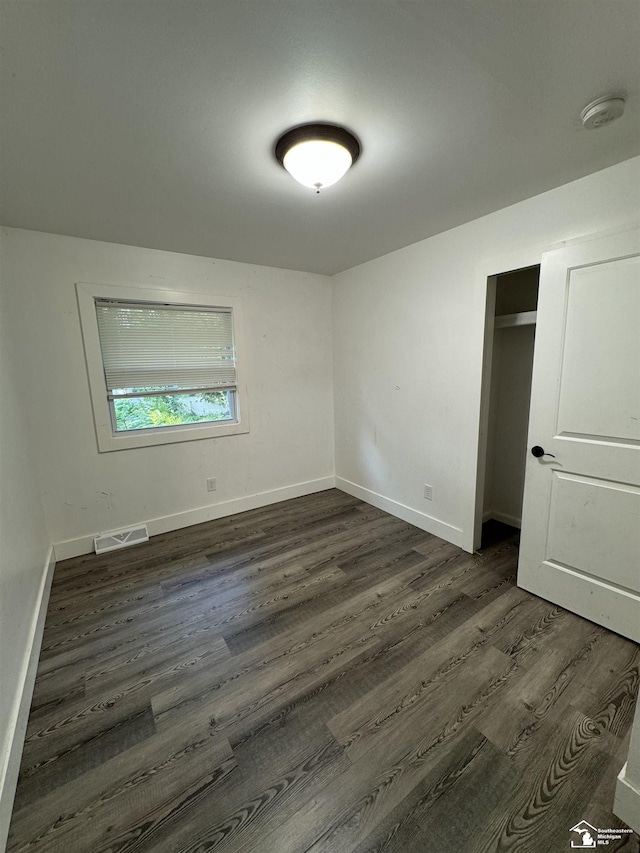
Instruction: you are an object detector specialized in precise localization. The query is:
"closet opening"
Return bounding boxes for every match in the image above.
[473,264,540,551]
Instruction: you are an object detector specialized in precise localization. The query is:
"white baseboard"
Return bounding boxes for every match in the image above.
[614,762,640,834]
[335,477,466,550]
[0,546,56,853]
[53,477,337,560]
[483,509,522,529]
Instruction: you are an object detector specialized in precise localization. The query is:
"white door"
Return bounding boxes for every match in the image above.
[518,228,640,643]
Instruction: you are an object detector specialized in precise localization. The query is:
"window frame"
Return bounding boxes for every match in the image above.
[76,282,250,452]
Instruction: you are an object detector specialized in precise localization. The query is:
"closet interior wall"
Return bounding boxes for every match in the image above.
[483,266,540,529]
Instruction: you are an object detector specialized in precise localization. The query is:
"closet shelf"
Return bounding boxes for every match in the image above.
[494,310,537,329]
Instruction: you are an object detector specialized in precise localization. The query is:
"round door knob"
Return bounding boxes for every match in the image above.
[531,445,555,458]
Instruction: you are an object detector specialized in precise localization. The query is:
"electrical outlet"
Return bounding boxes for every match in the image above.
[424,484,433,500]
[207,477,217,492]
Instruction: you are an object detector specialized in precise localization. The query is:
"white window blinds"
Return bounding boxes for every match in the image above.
[95,301,236,393]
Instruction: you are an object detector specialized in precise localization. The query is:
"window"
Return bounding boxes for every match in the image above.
[95,301,237,432]
[77,283,249,451]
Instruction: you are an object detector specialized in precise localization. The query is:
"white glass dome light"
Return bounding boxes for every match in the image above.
[275,124,361,194]
[283,139,353,191]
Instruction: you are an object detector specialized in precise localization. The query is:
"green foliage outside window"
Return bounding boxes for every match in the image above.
[113,390,232,431]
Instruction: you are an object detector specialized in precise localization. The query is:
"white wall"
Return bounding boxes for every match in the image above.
[0,253,51,840]
[333,156,640,551]
[0,229,335,557]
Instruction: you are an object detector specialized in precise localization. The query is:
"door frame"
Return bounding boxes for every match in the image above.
[471,248,541,551]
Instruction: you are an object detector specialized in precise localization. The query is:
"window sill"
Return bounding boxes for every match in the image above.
[95,417,249,452]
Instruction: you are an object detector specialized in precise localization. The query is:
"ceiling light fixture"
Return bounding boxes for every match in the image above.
[275,123,361,193]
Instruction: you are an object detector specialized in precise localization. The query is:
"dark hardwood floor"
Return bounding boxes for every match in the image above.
[7,489,640,853]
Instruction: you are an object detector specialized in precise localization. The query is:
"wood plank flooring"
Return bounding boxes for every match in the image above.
[7,489,640,853]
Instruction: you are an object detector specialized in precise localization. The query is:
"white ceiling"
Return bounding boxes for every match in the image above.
[1,1,639,275]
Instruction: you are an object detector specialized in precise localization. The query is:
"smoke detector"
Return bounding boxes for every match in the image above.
[581,95,626,129]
